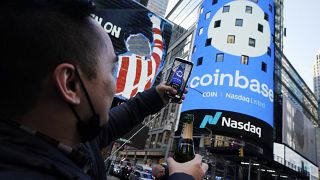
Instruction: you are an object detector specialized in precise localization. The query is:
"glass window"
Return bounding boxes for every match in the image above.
[249,38,255,47]
[205,38,212,46]
[267,47,271,56]
[245,6,252,14]
[235,19,243,26]
[198,27,203,36]
[262,62,267,72]
[241,55,249,65]
[223,5,230,13]
[156,133,163,148]
[258,23,263,32]
[150,134,156,148]
[264,13,269,21]
[250,0,258,3]
[227,35,235,44]
[200,7,204,14]
[197,57,203,66]
[143,174,153,179]
[216,53,224,62]
[205,11,211,20]
[164,132,170,144]
[192,45,196,54]
[183,42,190,54]
[212,0,218,5]
[171,103,177,113]
[214,20,221,28]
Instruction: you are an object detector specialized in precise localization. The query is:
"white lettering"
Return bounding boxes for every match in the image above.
[104,22,113,33]
[235,70,249,89]
[111,26,122,38]
[221,117,261,138]
[261,83,268,98]
[249,79,260,93]
[189,69,274,102]
[190,76,200,88]
[94,16,103,25]
[202,91,218,97]
[200,74,212,87]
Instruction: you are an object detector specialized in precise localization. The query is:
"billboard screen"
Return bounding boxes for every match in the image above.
[182,0,275,148]
[274,143,319,179]
[94,0,172,100]
[282,96,317,164]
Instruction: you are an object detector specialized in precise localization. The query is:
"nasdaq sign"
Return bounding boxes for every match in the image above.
[182,0,275,149]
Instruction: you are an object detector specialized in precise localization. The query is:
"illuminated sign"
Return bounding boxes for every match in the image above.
[95,0,172,100]
[282,96,317,164]
[182,0,275,148]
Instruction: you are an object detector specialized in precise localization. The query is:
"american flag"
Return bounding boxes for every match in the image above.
[115,15,164,99]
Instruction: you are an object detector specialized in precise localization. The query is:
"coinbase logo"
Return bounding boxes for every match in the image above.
[176,70,183,77]
[208,0,271,57]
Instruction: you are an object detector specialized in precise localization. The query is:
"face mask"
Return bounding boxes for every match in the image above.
[75,113,102,143]
[68,67,103,143]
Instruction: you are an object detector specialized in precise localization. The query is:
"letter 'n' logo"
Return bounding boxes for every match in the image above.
[199,112,222,128]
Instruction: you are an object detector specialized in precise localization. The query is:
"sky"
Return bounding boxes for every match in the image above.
[283,0,320,91]
[166,0,320,92]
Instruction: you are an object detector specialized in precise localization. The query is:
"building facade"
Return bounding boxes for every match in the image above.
[146,0,169,17]
[117,0,319,179]
[274,46,319,179]
[313,50,320,100]
[134,0,169,17]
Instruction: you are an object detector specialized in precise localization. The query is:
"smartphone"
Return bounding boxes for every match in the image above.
[165,57,193,102]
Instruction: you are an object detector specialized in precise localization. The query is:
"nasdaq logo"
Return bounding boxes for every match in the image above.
[199,112,222,128]
[199,112,262,138]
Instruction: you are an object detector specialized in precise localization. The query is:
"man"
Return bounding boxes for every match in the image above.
[152,164,165,180]
[0,1,207,180]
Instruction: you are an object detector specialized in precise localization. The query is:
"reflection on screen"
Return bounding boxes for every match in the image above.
[169,60,192,93]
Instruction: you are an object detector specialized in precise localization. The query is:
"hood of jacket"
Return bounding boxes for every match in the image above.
[0,120,92,180]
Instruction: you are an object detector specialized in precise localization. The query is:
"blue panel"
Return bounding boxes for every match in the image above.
[182,0,275,129]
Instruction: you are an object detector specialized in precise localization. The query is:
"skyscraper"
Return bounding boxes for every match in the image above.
[313,49,320,100]
[133,0,148,6]
[146,0,169,17]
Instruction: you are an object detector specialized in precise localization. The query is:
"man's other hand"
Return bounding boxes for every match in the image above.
[167,154,208,180]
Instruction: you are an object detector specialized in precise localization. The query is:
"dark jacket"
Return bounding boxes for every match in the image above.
[0,88,194,180]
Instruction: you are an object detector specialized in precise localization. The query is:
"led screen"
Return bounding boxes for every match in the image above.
[274,143,319,179]
[182,0,275,148]
[167,59,193,99]
[282,96,317,164]
[95,0,172,100]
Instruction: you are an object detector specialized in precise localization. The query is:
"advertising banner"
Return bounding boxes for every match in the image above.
[94,0,172,100]
[274,143,319,179]
[182,0,275,148]
[282,96,317,164]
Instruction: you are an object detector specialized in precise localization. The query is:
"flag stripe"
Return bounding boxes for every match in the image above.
[116,57,129,93]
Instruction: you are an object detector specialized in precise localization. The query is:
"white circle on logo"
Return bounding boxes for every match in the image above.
[207,0,271,57]
[176,70,183,78]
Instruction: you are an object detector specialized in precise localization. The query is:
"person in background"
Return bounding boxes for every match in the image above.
[0,1,208,180]
[152,164,166,180]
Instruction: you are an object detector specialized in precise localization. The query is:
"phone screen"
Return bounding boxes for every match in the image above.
[166,58,193,101]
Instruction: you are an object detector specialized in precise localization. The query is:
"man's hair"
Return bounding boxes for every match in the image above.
[152,164,164,177]
[0,1,106,118]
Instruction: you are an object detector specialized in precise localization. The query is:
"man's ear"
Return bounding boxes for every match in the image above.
[53,63,81,105]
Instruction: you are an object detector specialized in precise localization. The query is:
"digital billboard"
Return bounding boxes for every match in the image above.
[282,96,317,164]
[182,0,275,148]
[274,143,319,179]
[94,0,172,100]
